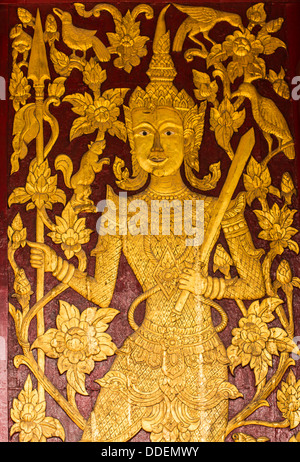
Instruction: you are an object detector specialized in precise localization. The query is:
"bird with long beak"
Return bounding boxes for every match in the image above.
[231,82,295,160]
[173,5,244,51]
[53,8,110,62]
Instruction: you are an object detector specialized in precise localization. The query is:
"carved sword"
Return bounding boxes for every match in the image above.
[173,127,256,317]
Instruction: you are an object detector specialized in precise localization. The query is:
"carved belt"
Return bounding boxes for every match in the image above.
[127,285,228,333]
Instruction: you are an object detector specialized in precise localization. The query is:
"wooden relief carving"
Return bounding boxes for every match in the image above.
[7,2,300,442]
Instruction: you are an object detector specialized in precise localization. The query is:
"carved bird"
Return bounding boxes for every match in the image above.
[53,8,110,62]
[231,83,295,159]
[173,4,244,51]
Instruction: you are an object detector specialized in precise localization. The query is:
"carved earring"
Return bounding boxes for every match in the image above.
[113,105,148,191]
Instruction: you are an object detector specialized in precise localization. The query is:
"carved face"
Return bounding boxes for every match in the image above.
[131,107,185,177]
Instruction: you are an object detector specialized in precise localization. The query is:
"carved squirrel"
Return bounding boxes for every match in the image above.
[55,140,110,210]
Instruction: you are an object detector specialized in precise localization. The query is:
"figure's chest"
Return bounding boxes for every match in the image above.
[123,233,196,297]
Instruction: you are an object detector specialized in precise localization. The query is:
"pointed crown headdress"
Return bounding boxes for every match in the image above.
[116,5,217,191]
[128,5,194,114]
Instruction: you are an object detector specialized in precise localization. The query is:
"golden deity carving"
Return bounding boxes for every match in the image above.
[7,2,300,442]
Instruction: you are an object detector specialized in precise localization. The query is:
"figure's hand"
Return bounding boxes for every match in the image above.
[179,268,208,296]
[27,241,58,273]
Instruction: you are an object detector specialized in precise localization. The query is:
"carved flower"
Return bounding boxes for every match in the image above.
[210,98,245,158]
[276,260,293,286]
[64,88,129,141]
[9,65,31,112]
[228,298,295,385]
[273,260,300,295]
[12,268,33,309]
[83,57,107,93]
[8,158,66,210]
[48,203,93,259]
[281,172,296,205]
[10,375,65,442]
[87,96,120,131]
[243,157,280,206]
[232,315,271,358]
[277,371,300,429]
[223,29,264,63]
[192,70,218,104]
[7,213,27,250]
[32,301,119,395]
[246,3,267,28]
[107,11,149,73]
[254,204,298,255]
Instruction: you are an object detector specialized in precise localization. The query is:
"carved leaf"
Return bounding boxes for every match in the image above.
[40,417,65,441]
[227,61,244,83]
[50,46,70,76]
[64,92,93,116]
[108,120,127,142]
[259,34,286,55]
[70,115,93,141]
[248,297,283,323]
[246,3,267,25]
[264,18,284,34]
[48,77,66,99]
[207,44,228,68]
[8,187,30,207]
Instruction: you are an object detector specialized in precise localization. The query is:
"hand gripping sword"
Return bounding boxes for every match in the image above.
[172,127,256,318]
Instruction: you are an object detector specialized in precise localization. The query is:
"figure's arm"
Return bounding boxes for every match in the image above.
[179,194,266,301]
[29,233,122,308]
[220,203,265,300]
[67,234,122,307]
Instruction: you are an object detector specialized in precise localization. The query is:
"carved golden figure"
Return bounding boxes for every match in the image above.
[8,2,300,443]
[28,6,265,442]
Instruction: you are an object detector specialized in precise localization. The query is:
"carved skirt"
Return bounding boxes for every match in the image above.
[81,317,235,442]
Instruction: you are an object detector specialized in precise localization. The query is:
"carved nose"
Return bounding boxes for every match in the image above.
[151,131,164,152]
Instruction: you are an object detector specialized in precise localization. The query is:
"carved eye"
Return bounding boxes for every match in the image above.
[140,130,150,136]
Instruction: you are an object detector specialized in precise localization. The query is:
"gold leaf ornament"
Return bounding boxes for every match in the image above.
[246,3,267,29]
[277,371,300,429]
[9,65,31,112]
[10,375,65,442]
[83,57,107,93]
[254,204,298,255]
[17,8,35,29]
[228,297,295,385]
[193,69,218,103]
[44,14,60,46]
[107,10,150,73]
[210,98,245,159]
[64,88,129,141]
[48,77,66,99]
[268,68,291,99]
[281,172,296,205]
[47,202,93,260]
[243,156,280,206]
[7,212,27,250]
[8,158,66,210]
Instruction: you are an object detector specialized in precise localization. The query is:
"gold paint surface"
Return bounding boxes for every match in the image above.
[7,2,300,442]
